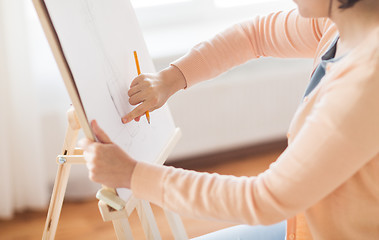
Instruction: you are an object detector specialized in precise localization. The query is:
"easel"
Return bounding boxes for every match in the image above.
[32,0,188,239]
[42,107,188,240]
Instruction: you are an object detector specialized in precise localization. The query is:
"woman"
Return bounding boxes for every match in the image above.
[79,0,379,239]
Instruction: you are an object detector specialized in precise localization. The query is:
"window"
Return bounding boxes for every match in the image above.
[215,0,278,8]
[132,0,296,28]
[131,0,190,8]
[130,0,296,58]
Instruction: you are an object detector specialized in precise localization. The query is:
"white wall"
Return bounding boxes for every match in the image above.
[159,57,313,160]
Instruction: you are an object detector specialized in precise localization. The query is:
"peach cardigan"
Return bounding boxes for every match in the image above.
[131,10,379,240]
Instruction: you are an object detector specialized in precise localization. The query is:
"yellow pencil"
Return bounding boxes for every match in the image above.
[133,51,150,124]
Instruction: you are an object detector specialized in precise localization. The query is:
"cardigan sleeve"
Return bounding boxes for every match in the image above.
[131,30,379,225]
[171,9,329,87]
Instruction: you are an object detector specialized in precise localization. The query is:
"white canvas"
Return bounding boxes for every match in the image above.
[44,0,176,201]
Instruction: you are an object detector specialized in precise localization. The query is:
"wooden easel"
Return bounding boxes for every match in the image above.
[32,0,188,239]
[42,107,188,240]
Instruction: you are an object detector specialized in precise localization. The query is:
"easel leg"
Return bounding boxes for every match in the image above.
[136,200,162,240]
[42,107,80,240]
[42,163,72,240]
[164,210,188,240]
[112,218,134,240]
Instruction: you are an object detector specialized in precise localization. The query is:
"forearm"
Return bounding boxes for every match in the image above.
[131,162,289,225]
[171,9,324,87]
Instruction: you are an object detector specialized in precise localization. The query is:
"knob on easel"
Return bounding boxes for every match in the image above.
[96,188,126,211]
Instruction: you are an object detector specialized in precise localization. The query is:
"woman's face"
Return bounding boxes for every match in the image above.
[293,0,332,18]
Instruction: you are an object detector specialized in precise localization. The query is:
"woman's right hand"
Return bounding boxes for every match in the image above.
[121,65,187,124]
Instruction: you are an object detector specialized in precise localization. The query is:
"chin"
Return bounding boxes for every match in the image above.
[297,7,325,18]
[298,9,313,18]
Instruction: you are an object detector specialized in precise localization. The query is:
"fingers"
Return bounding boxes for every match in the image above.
[79,139,99,177]
[91,120,112,144]
[78,138,93,151]
[129,90,150,106]
[130,74,147,88]
[78,120,111,149]
[130,76,141,88]
[122,102,149,124]
[123,73,165,124]
[128,78,151,106]
[82,141,137,188]
[128,82,144,97]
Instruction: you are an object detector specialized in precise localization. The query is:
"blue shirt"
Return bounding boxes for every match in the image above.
[303,36,343,97]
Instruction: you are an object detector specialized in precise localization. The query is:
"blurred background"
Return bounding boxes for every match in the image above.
[0,0,312,229]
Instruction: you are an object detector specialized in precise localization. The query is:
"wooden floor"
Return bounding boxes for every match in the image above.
[0,150,282,240]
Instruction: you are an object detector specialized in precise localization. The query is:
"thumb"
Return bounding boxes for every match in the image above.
[91,120,112,144]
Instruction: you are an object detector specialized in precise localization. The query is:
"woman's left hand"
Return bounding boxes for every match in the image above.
[78,120,137,189]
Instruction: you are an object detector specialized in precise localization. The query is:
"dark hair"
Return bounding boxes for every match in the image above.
[338,0,360,9]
